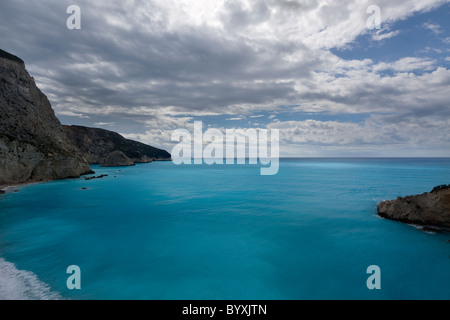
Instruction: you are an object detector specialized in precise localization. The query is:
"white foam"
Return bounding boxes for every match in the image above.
[0,258,61,300]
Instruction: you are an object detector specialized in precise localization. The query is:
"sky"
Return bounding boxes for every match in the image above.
[0,0,449,157]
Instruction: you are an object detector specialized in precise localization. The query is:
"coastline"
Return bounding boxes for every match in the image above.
[0,173,93,195]
[0,179,71,195]
[0,181,40,194]
[0,160,174,194]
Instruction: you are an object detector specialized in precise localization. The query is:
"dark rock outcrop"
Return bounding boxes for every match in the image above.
[100,150,134,167]
[63,125,171,167]
[85,174,108,181]
[377,185,450,229]
[0,49,24,65]
[0,49,92,188]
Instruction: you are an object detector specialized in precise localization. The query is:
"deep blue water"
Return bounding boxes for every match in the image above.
[0,158,449,300]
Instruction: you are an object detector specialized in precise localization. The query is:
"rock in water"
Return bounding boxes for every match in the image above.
[377,185,450,228]
[85,174,108,181]
[101,150,134,167]
[63,125,171,166]
[0,49,92,187]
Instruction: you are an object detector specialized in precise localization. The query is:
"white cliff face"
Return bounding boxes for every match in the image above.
[0,50,92,187]
[378,186,450,229]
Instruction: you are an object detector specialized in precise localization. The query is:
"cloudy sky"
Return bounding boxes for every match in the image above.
[1,0,449,156]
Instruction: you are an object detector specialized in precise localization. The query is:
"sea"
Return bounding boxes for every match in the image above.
[0,158,449,300]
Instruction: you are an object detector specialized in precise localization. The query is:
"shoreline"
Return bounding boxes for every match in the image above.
[0,171,96,195]
[0,181,40,194]
[0,160,173,194]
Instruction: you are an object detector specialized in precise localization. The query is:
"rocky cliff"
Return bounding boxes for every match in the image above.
[63,125,171,167]
[0,49,92,188]
[377,185,450,229]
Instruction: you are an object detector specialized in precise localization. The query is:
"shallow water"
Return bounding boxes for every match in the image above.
[0,158,449,300]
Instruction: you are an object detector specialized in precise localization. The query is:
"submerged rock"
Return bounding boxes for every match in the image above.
[377,185,450,229]
[0,49,92,187]
[420,226,444,233]
[85,174,108,181]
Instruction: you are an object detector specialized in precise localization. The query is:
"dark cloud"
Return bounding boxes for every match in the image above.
[0,1,320,115]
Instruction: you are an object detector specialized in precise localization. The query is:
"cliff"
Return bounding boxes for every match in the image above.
[377,185,450,229]
[63,125,171,167]
[0,49,92,188]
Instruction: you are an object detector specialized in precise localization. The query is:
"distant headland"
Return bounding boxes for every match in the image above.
[63,125,171,167]
[0,49,170,190]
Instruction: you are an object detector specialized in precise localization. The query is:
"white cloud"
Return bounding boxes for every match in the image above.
[372,29,401,41]
[94,122,114,127]
[422,22,443,34]
[56,110,90,119]
[267,116,450,156]
[122,129,174,151]
[290,56,449,117]
[373,57,436,72]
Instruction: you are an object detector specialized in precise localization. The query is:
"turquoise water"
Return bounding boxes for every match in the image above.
[0,158,449,300]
